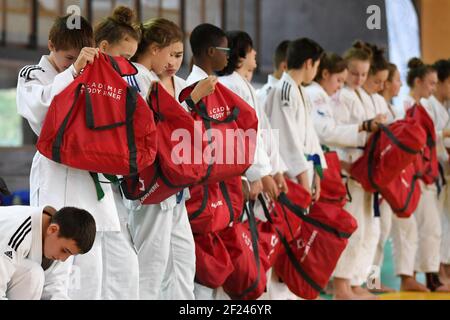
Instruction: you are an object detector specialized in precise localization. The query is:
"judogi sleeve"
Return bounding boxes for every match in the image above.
[303,92,328,170]
[421,98,449,163]
[219,78,272,181]
[0,230,32,300]
[0,255,16,299]
[310,94,366,148]
[258,107,288,175]
[266,88,309,178]
[16,65,75,136]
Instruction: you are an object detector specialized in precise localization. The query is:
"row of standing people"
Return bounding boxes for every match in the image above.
[9,4,450,300]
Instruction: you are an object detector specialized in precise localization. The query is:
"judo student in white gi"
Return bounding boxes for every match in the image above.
[307,52,387,297]
[256,40,290,108]
[217,30,293,300]
[380,63,403,121]
[330,42,388,300]
[392,58,450,292]
[93,6,142,299]
[0,206,96,300]
[218,31,288,204]
[125,18,215,300]
[15,15,126,300]
[187,24,274,300]
[265,37,326,204]
[264,39,328,299]
[309,52,375,148]
[422,59,450,286]
[356,44,397,294]
[185,24,249,300]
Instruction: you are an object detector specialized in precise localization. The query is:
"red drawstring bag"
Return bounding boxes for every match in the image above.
[350,120,426,192]
[405,104,438,185]
[37,53,157,176]
[220,203,268,300]
[274,201,358,300]
[273,179,312,242]
[378,161,422,218]
[120,83,209,204]
[179,82,259,184]
[252,195,286,270]
[320,151,347,207]
[186,176,244,234]
[194,232,235,288]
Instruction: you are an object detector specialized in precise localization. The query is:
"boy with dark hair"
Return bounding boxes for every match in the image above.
[16,14,121,300]
[189,25,273,201]
[187,24,274,300]
[0,205,96,300]
[186,23,228,83]
[265,38,326,201]
[257,40,290,106]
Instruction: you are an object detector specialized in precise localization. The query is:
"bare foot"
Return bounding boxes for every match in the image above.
[401,276,430,292]
[439,264,450,285]
[333,289,365,300]
[368,283,396,293]
[434,284,450,292]
[352,286,380,300]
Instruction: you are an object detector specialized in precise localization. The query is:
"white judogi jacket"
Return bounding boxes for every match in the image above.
[186,65,271,181]
[331,86,376,170]
[265,72,326,183]
[307,81,367,149]
[220,71,287,175]
[421,95,450,163]
[0,206,71,300]
[16,56,120,232]
[357,88,391,121]
[256,74,280,108]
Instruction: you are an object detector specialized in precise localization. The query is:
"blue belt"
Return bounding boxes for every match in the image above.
[306,154,323,179]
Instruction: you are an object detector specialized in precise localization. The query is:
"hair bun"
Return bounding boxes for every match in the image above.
[111,6,135,26]
[352,40,373,58]
[368,43,385,59]
[408,57,424,70]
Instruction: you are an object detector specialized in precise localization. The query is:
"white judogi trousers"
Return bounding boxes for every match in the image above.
[7,259,44,300]
[333,179,380,286]
[373,200,394,267]
[67,185,140,300]
[194,283,230,300]
[68,228,140,300]
[391,182,442,275]
[129,198,196,300]
[439,168,450,265]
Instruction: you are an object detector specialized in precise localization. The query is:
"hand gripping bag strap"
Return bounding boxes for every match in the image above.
[257,194,274,224]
